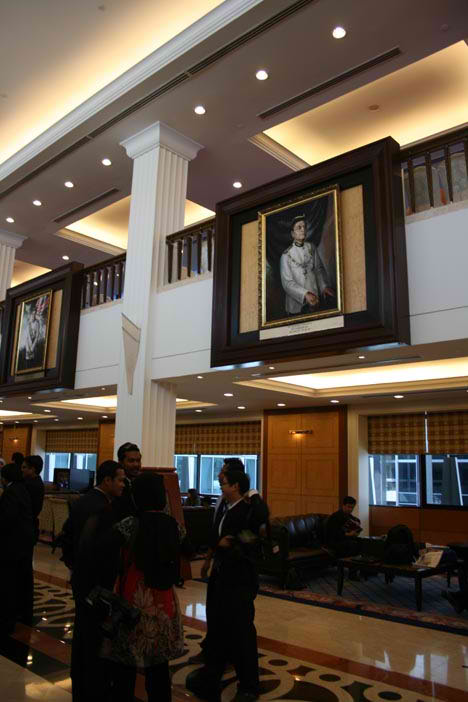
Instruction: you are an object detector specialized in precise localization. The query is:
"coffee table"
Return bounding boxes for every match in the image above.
[337,556,458,611]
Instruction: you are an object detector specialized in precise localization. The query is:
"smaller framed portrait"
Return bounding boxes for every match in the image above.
[14,290,52,375]
[259,184,343,330]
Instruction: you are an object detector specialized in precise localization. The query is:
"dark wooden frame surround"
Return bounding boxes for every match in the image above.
[211,137,409,367]
[0,262,84,395]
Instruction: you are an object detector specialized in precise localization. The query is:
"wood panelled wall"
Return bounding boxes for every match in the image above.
[98,421,115,465]
[370,506,467,545]
[2,425,32,462]
[264,408,347,517]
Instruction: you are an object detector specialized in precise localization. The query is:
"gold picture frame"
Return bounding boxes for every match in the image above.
[14,290,53,375]
[258,184,343,330]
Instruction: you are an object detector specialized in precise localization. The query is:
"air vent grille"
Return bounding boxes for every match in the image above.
[53,188,120,224]
[259,47,402,120]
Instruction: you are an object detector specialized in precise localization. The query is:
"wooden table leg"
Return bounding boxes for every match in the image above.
[415,575,423,611]
[337,563,344,596]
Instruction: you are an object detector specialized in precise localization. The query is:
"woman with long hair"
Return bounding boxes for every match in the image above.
[101,472,184,701]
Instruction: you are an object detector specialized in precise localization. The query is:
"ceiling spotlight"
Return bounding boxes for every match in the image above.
[255,69,269,81]
[330,400,340,404]
[237,406,246,410]
[233,181,242,189]
[277,403,286,407]
[101,158,112,166]
[268,366,275,370]
[101,387,106,390]
[195,409,203,413]
[62,255,70,261]
[332,26,346,39]
[102,415,108,419]
[44,409,51,413]
[93,281,98,286]
[64,181,74,188]
[77,416,84,420]
[197,375,204,379]
[33,420,38,423]
[6,216,14,223]
[194,105,206,115]
[54,418,59,422]
[394,395,404,399]
[32,200,42,207]
[28,396,32,400]
[224,393,234,397]
[358,355,365,360]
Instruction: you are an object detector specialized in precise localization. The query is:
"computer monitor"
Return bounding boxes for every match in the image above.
[70,468,92,492]
[53,468,70,489]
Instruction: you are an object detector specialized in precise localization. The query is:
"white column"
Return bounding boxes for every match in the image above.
[0,230,26,300]
[347,411,369,534]
[114,122,203,466]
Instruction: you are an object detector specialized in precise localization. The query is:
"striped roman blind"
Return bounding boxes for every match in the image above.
[368,414,426,454]
[46,429,98,453]
[175,422,261,455]
[427,411,468,454]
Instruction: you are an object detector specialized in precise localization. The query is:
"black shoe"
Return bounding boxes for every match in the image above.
[186,668,221,702]
[442,590,465,614]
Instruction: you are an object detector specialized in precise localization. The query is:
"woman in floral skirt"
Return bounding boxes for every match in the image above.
[101,472,184,701]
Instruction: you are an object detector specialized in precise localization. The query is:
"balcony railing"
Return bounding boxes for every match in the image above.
[166,218,215,284]
[81,253,126,309]
[78,128,468,309]
[400,126,468,215]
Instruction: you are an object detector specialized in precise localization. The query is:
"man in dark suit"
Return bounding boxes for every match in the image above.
[187,470,261,702]
[65,460,126,702]
[0,463,35,634]
[111,441,142,522]
[21,455,45,544]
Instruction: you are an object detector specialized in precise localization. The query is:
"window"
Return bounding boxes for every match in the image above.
[369,454,420,506]
[44,452,97,482]
[174,453,259,495]
[425,454,468,506]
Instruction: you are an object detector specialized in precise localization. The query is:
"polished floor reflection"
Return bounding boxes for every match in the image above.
[0,544,467,701]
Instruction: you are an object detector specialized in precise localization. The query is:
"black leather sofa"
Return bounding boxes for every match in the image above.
[257,513,333,588]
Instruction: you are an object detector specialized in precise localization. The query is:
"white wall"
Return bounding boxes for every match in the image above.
[75,300,122,388]
[407,202,468,344]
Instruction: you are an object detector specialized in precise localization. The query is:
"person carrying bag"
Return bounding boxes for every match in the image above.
[100,472,184,702]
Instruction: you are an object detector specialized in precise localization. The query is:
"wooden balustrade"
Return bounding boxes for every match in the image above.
[81,253,126,309]
[165,218,215,284]
[400,126,468,215]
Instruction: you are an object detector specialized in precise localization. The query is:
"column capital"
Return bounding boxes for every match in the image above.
[0,229,27,249]
[120,121,203,161]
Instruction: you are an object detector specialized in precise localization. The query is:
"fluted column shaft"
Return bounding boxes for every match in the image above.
[114,122,202,465]
[0,231,26,301]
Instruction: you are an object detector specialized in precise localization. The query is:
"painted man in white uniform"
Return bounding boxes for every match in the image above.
[280,215,335,315]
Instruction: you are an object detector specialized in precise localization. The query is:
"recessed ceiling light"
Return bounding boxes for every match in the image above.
[277,403,286,407]
[33,420,38,423]
[268,366,275,370]
[394,395,404,399]
[251,373,261,377]
[28,396,32,400]
[237,406,246,410]
[101,387,106,390]
[6,217,14,223]
[224,393,234,397]
[358,355,365,360]
[197,375,204,379]
[62,255,70,261]
[102,415,108,419]
[32,200,42,207]
[255,69,269,81]
[44,409,51,413]
[54,418,59,422]
[194,105,206,115]
[233,181,242,189]
[195,409,203,413]
[64,181,74,188]
[77,416,83,420]
[93,281,98,286]
[332,26,346,39]
[101,158,112,166]
[330,400,340,403]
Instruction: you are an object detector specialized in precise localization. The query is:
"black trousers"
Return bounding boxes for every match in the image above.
[0,550,34,633]
[111,661,171,702]
[204,574,259,696]
[71,602,113,702]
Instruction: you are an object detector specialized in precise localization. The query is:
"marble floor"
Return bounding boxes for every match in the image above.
[1,544,467,701]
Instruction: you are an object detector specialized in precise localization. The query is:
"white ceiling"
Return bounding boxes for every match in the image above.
[1,0,467,271]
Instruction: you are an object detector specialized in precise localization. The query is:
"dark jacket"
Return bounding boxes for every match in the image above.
[64,488,119,599]
[0,482,35,559]
[212,499,259,595]
[24,475,45,542]
[111,477,137,523]
[325,509,349,549]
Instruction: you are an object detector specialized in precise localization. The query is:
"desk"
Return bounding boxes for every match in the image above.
[337,556,458,611]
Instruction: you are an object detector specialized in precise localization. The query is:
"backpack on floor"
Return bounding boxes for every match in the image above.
[384,524,419,565]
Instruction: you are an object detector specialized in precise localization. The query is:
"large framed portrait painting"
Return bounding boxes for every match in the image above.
[14,291,52,375]
[259,184,343,330]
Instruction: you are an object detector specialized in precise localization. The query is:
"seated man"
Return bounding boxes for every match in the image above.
[325,496,361,578]
[185,488,201,506]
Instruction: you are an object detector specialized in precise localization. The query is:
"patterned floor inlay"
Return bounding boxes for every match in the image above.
[8,578,449,701]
